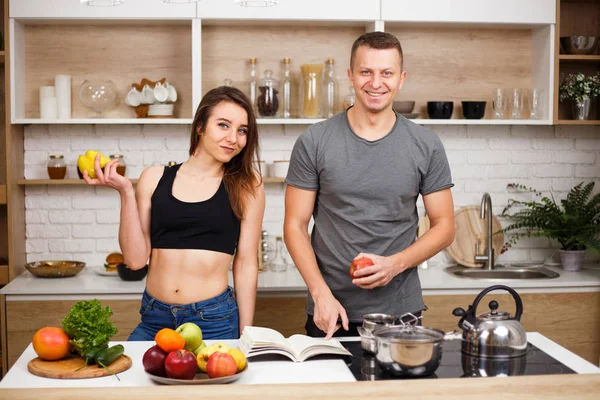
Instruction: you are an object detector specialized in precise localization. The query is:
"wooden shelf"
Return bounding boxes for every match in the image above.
[0,51,5,63]
[18,178,286,185]
[554,119,600,125]
[13,118,193,125]
[559,55,600,61]
[0,185,6,205]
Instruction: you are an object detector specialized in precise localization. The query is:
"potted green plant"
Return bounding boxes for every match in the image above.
[559,72,600,120]
[498,182,600,271]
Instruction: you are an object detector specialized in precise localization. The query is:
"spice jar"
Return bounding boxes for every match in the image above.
[48,155,67,180]
[109,154,126,177]
[300,64,323,118]
[258,69,279,117]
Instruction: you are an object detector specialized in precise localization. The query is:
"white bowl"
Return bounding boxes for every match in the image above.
[273,161,289,178]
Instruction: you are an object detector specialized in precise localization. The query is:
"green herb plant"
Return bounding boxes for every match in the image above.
[498,182,600,253]
[559,72,600,103]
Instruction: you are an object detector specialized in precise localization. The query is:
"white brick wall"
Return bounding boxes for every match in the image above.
[24,124,600,266]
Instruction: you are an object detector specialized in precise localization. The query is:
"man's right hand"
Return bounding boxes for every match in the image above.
[313,290,349,340]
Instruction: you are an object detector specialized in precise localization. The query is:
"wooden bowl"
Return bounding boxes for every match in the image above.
[25,260,86,278]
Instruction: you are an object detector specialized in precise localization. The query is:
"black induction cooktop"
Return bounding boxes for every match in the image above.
[341,339,575,380]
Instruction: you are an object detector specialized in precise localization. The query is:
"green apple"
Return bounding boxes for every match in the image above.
[175,322,203,352]
[192,341,206,357]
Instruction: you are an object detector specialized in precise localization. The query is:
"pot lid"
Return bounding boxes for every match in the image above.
[372,325,444,343]
[477,300,512,320]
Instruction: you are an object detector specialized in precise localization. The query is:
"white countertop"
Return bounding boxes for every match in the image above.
[0,333,598,389]
[2,263,599,299]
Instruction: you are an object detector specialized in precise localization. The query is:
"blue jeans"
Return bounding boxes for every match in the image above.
[128,287,239,341]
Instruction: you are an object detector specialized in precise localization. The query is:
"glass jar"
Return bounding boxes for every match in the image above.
[300,64,323,118]
[343,85,356,110]
[248,58,258,113]
[269,236,288,272]
[258,69,279,117]
[167,161,177,167]
[109,154,126,177]
[323,58,338,117]
[281,57,293,118]
[47,155,66,180]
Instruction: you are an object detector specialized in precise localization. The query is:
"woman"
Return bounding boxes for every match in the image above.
[83,86,265,340]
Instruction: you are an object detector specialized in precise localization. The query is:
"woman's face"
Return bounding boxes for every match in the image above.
[197,101,249,163]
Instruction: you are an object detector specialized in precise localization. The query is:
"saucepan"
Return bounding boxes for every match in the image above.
[364,313,461,377]
[357,313,398,353]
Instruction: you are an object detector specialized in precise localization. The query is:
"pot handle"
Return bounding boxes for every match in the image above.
[470,285,523,321]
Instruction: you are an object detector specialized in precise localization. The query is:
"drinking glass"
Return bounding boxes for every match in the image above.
[509,88,524,119]
[492,88,506,119]
[528,88,543,120]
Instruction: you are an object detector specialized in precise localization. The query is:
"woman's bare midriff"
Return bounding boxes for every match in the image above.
[145,248,232,305]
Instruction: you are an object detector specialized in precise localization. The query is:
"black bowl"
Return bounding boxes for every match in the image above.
[117,263,148,281]
[461,101,486,119]
[427,101,454,119]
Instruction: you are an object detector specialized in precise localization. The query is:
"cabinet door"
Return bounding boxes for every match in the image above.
[10,0,196,19]
[197,0,379,21]
[382,0,555,25]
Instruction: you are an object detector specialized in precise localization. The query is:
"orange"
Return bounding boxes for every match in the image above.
[155,328,185,353]
[32,327,71,361]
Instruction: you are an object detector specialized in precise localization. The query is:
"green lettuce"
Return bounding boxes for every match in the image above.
[62,299,119,357]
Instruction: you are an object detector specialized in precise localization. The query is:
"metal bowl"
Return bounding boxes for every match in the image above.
[25,260,86,278]
[357,327,378,353]
[560,36,598,55]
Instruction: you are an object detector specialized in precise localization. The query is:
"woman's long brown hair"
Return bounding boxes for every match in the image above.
[189,86,261,219]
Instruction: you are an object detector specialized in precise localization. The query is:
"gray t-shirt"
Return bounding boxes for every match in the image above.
[285,111,453,322]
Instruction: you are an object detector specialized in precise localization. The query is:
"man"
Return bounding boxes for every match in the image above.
[283,32,455,339]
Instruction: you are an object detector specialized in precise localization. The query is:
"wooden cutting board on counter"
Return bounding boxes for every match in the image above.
[447,206,504,268]
[28,354,132,379]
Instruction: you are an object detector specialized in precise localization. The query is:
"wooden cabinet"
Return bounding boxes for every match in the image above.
[554,0,600,124]
[382,0,555,25]
[197,0,380,21]
[10,0,196,19]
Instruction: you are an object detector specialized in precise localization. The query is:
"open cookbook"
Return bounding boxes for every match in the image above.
[238,326,352,363]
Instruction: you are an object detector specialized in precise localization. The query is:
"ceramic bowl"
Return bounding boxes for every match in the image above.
[461,101,486,119]
[117,263,148,281]
[427,101,454,119]
[393,101,415,114]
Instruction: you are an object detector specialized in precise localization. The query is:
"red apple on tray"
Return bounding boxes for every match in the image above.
[350,257,374,278]
[164,349,197,380]
[142,344,168,377]
[206,352,237,378]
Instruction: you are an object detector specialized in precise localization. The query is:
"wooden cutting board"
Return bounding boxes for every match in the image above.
[28,354,132,379]
[447,205,504,268]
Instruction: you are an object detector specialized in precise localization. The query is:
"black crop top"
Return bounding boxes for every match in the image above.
[150,164,240,255]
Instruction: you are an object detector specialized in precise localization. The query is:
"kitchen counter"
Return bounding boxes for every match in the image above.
[0,333,598,399]
[1,263,599,299]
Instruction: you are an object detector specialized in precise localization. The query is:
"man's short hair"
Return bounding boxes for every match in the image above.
[350,31,404,72]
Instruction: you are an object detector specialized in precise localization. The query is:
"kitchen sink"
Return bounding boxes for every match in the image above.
[445,265,560,280]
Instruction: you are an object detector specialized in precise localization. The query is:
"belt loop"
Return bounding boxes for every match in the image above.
[191,301,198,313]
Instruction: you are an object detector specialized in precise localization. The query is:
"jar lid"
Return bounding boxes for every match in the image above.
[249,57,257,64]
[167,161,177,167]
[49,155,64,158]
[326,58,335,64]
[109,154,124,158]
[282,57,291,64]
[260,69,278,87]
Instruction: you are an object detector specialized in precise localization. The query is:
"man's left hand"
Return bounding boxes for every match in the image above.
[351,253,406,289]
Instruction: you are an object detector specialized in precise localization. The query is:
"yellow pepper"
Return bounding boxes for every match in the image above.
[78,150,110,179]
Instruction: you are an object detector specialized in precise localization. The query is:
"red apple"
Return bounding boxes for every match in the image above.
[206,352,237,378]
[142,344,168,377]
[350,257,374,278]
[164,349,197,380]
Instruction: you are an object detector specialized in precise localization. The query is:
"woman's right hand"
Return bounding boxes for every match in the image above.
[82,154,133,193]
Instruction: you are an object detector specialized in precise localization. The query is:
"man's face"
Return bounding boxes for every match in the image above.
[348,46,406,113]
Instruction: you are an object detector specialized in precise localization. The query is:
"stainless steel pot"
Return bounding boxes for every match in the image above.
[358,313,398,353]
[370,313,459,377]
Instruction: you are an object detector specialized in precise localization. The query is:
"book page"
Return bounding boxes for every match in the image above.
[288,334,350,361]
[242,326,290,348]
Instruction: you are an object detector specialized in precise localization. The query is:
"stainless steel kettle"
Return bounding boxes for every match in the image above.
[452,285,528,358]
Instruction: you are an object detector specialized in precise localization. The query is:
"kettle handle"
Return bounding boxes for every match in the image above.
[471,285,523,321]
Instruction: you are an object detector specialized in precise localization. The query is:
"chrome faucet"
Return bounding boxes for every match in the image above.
[475,193,494,270]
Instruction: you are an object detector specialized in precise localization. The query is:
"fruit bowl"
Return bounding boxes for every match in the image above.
[145,365,248,385]
[25,260,86,278]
